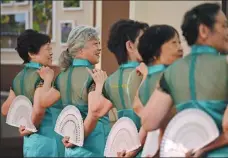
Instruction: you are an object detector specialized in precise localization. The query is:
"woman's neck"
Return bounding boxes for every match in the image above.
[29,59,39,63]
[150,59,162,66]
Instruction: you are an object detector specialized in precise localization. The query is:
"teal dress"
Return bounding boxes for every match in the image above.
[104,61,143,157]
[55,59,110,157]
[12,62,63,157]
[50,100,65,157]
[160,45,228,157]
[139,64,166,105]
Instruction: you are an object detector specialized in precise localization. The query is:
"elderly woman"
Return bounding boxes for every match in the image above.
[55,25,112,157]
[134,3,228,157]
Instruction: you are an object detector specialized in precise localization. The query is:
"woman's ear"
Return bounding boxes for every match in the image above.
[28,52,35,60]
[198,23,210,40]
[126,40,134,54]
[77,48,84,56]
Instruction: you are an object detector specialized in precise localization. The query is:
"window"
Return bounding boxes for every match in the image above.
[14,0,29,6]
[59,20,75,45]
[0,0,28,6]
[30,0,56,42]
[1,11,29,51]
[0,0,13,6]
[62,0,82,11]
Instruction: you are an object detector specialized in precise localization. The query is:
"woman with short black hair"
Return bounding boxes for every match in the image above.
[105,19,149,157]
[133,24,183,156]
[1,29,62,157]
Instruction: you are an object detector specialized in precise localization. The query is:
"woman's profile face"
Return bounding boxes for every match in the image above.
[207,10,228,54]
[159,33,183,65]
[34,43,53,66]
[81,38,101,65]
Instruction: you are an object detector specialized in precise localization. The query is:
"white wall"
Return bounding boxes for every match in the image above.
[95,0,102,69]
[130,1,222,55]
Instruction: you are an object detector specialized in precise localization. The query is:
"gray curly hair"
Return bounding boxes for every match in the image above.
[59,25,99,70]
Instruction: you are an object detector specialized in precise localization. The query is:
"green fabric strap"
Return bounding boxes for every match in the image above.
[66,66,74,105]
[189,55,197,101]
[144,64,166,103]
[118,67,126,109]
[118,61,140,109]
[21,61,42,95]
[189,45,219,106]
[20,68,27,95]
[66,59,93,105]
[105,78,112,101]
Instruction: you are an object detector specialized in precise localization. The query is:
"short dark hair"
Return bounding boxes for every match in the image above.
[15,29,50,63]
[138,25,179,65]
[107,19,149,65]
[181,3,221,46]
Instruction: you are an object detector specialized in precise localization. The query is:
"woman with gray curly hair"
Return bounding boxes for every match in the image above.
[55,25,112,157]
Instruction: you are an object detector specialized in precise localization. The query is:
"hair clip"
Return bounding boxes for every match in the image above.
[192,14,197,20]
[156,27,161,34]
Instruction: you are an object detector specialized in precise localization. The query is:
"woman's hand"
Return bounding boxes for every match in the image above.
[136,62,148,79]
[62,136,75,148]
[18,125,33,136]
[87,68,107,94]
[37,66,54,82]
[117,149,140,157]
[185,149,205,157]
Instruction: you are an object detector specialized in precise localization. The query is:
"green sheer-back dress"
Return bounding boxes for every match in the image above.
[139,64,167,105]
[104,61,144,156]
[55,59,110,157]
[12,62,64,157]
[161,45,228,157]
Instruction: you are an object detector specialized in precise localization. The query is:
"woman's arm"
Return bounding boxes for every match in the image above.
[85,69,113,137]
[36,67,61,108]
[223,105,228,133]
[1,89,16,116]
[32,67,60,127]
[132,63,148,116]
[140,88,173,132]
[133,63,173,132]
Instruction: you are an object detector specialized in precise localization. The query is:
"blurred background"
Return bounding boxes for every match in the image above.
[0,0,227,157]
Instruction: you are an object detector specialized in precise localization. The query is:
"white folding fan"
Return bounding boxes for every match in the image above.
[104,117,141,157]
[6,95,37,132]
[54,105,84,147]
[160,108,219,157]
[141,129,160,157]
